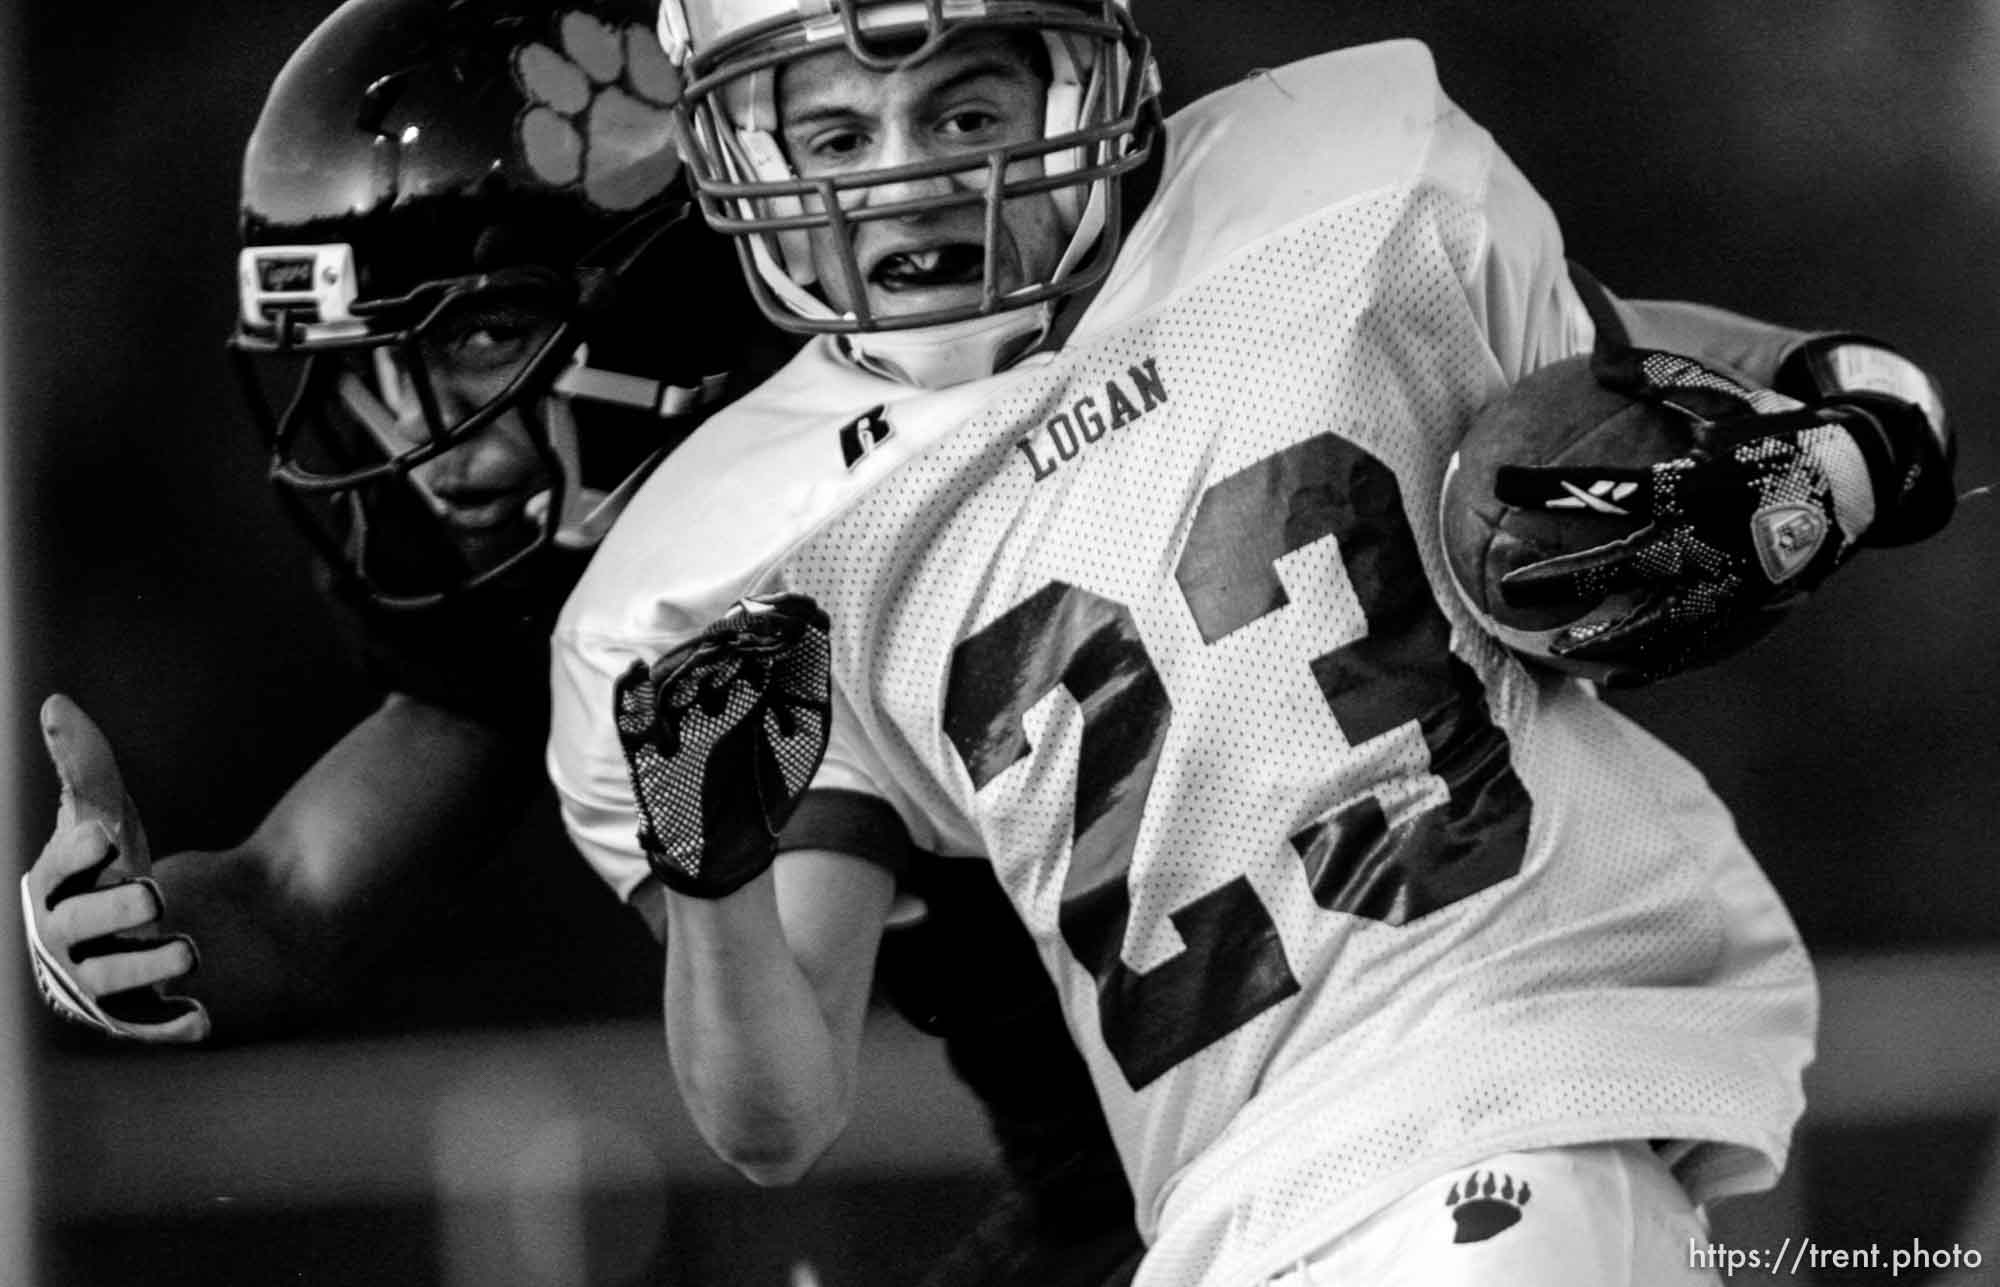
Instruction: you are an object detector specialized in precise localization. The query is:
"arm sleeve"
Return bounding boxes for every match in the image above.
[1609,296,1815,387]
[793,676,955,861]
[320,549,588,736]
[546,624,658,904]
[1451,116,1594,384]
[777,788,911,877]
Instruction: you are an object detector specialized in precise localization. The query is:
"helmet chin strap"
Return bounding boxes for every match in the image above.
[840,304,1054,389]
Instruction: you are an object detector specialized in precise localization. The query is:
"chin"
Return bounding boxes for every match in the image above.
[441,506,537,552]
[447,522,539,573]
[865,283,1000,322]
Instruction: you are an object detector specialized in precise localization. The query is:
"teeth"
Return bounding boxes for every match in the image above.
[882,249,947,278]
[872,245,983,289]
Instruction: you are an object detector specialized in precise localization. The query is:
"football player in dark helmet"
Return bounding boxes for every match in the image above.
[231,0,779,615]
[22,0,789,1044]
[25,2,1139,1279]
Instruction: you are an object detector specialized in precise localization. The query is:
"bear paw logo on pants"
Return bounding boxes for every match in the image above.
[1445,1170,1531,1244]
[515,14,681,211]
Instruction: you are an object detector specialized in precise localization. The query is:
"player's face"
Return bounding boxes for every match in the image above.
[378,298,562,557]
[776,31,1064,321]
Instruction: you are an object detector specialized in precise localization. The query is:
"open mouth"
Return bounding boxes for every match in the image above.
[869,243,986,293]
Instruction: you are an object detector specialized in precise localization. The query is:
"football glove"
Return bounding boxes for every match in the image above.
[1494,285,1955,686]
[21,694,210,1043]
[613,594,833,899]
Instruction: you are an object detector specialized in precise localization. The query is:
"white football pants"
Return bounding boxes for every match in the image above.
[1260,1141,1725,1287]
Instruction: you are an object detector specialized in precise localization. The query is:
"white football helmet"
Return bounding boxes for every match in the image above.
[658,0,1161,385]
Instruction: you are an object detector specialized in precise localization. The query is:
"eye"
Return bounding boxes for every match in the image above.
[938,108,1001,139]
[802,127,870,166]
[449,321,532,367]
[428,306,556,376]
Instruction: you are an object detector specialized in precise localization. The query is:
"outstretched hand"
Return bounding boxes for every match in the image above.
[20,694,210,1043]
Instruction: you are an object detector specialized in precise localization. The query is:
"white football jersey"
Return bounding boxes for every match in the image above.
[549,40,1816,1287]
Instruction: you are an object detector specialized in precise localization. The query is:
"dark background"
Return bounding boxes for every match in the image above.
[8,2,1999,1284]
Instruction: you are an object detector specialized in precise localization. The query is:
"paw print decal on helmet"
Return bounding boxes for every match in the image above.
[515,13,681,211]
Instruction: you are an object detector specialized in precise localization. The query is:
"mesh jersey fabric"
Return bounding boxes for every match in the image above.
[548,39,1815,1287]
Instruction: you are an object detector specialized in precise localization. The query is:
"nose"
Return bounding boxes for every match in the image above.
[420,417,540,491]
[395,378,535,493]
[860,125,965,211]
[379,355,474,453]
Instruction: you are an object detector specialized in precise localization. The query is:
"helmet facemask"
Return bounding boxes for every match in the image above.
[664,0,1160,374]
[232,211,729,609]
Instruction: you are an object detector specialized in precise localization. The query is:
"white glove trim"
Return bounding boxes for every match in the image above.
[20,872,210,1044]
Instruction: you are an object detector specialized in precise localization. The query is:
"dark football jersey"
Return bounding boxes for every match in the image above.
[319,538,589,736]
[310,540,661,1030]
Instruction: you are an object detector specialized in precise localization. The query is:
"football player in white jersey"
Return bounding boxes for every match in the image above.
[548,3,1958,1284]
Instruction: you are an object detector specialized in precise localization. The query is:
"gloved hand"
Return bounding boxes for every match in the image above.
[20,694,210,1042]
[1493,295,1955,687]
[613,594,832,899]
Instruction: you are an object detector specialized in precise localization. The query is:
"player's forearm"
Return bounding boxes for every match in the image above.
[662,868,858,1184]
[1615,296,1814,386]
[149,845,349,1038]
[187,695,533,1037]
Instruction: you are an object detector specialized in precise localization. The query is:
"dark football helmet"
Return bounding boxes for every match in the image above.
[232,0,783,608]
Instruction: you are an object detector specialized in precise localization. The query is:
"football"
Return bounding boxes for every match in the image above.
[1438,354,1695,675]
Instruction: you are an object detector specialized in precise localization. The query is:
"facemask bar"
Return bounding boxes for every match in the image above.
[235,266,590,492]
[831,0,950,71]
[236,331,576,609]
[701,122,1147,332]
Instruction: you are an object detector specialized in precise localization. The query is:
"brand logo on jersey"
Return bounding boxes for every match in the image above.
[1445,1170,1531,1244]
[1750,502,1827,583]
[838,405,893,469]
[1016,359,1170,482]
